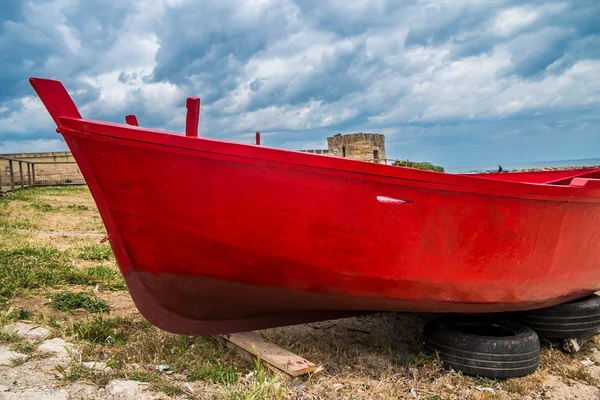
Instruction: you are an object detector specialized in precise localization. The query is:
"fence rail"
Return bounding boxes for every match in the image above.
[0,155,85,194]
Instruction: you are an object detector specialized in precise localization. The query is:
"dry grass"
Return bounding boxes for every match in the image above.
[1,186,600,399]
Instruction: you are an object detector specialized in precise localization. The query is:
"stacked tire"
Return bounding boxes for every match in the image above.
[423,316,540,379]
[510,294,600,339]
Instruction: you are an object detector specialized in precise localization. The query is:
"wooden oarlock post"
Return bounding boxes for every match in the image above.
[125,114,139,126]
[185,97,200,138]
[256,132,261,145]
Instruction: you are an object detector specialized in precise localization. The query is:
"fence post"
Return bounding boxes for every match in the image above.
[8,160,15,192]
[27,163,32,187]
[19,162,24,189]
[31,164,36,187]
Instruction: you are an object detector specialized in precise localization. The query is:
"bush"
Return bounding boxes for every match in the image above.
[393,160,445,172]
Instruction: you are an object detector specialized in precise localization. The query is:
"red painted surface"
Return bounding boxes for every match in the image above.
[185,97,200,138]
[29,78,600,335]
[125,114,139,126]
[466,168,600,184]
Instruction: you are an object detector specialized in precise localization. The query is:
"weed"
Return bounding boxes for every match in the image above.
[69,316,127,345]
[56,362,112,387]
[188,364,237,384]
[9,356,28,366]
[127,369,159,383]
[76,244,113,261]
[10,341,36,355]
[0,328,18,343]
[51,291,109,313]
[16,308,31,320]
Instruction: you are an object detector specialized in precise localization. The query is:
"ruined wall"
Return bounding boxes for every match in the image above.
[326,133,386,163]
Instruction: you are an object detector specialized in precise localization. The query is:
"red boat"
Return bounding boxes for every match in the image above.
[29,78,600,335]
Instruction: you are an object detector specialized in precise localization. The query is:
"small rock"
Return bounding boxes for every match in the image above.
[106,380,147,397]
[0,346,28,366]
[155,364,169,372]
[82,361,112,372]
[581,358,595,367]
[543,375,599,399]
[8,322,51,341]
[563,338,582,353]
[37,338,75,359]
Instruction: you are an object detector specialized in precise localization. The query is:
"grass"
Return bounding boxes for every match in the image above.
[76,244,113,261]
[51,291,110,313]
[69,316,128,345]
[56,362,112,387]
[31,203,57,212]
[187,364,238,384]
[0,246,124,303]
[67,204,89,211]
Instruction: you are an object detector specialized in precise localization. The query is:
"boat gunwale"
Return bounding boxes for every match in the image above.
[58,118,600,202]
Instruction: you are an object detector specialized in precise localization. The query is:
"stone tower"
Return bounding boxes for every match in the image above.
[326,133,386,164]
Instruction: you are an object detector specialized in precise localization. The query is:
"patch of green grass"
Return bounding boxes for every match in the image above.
[69,316,128,345]
[67,204,89,211]
[31,203,56,212]
[76,244,113,261]
[0,246,89,303]
[51,291,109,313]
[187,364,237,384]
[127,369,159,382]
[83,265,126,291]
[0,244,125,303]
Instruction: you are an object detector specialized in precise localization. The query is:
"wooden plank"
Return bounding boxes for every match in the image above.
[218,332,317,377]
[19,162,24,189]
[8,160,14,191]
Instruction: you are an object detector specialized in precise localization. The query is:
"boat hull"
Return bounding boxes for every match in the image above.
[60,127,600,334]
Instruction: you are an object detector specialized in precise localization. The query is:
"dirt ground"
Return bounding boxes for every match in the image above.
[1,186,600,399]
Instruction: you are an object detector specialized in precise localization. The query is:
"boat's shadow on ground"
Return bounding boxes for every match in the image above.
[257,312,439,376]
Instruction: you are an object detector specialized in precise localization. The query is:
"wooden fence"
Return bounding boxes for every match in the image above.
[0,155,85,194]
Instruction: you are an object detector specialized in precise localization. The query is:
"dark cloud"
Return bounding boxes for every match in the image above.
[0,0,599,169]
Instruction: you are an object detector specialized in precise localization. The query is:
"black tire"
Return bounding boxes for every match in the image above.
[512,294,600,339]
[423,316,540,379]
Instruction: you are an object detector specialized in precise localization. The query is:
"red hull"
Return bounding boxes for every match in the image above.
[30,78,600,335]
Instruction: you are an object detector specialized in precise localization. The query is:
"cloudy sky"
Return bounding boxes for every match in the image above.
[1,0,599,171]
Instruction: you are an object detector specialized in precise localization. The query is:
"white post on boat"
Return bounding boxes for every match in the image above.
[256,132,260,145]
[185,97,200,138]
